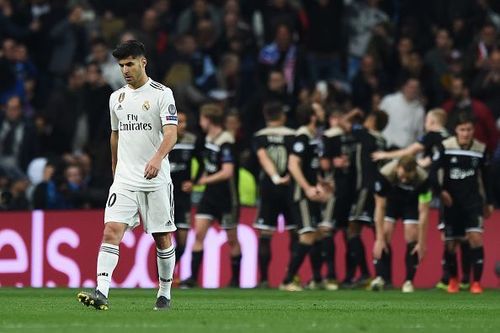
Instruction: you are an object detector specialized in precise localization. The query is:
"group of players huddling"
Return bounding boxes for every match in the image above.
[77,40,492,312]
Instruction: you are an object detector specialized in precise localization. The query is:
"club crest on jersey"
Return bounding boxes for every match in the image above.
[118,92,125,103]
[168,104,177,115]
[142,101,150,111]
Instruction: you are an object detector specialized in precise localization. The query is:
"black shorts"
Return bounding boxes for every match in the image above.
[442,204,484,240]
[175,194,192,229]
[349,188,374,224]
[196,189,239,229]
[321,192,355,230]
[291,197,322,234]
[385,197,419,224]
[254,183,295,231]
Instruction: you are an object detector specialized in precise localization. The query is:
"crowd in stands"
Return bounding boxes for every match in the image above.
[1,0,500,211]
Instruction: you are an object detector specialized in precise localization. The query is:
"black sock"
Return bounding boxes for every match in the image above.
[460,242,471,283]
[345,237,358,282]
[289,231,298,257]
[374,251,386,279]
[470,246,484,282]
[309,241,323,282]
[358,238,370,277]
[383,247,392,283]
[231,255,242,285]
[284,243,312,284]
[405,242,419,282]
[444,249,458,278]
[175,245,185,263]
[440,250,450,284]
[258,237,272,282]
[191,250,203,281]
[322,236,336,279]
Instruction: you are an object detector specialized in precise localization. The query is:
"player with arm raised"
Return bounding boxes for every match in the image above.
[77,40,178,310]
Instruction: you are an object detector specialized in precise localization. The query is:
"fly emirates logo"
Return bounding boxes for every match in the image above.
[119,114,153,131]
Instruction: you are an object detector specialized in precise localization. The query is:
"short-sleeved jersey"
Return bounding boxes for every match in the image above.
[169,131,197,198]
[432,136,491,207]
[109,78,178,191]
[418,129,449,158]
[322,126,358,181]
[375,159,430,204]
[253,126,295,185]
[201,131,238,196]
[352,125,387,190]
[290,126,321,191]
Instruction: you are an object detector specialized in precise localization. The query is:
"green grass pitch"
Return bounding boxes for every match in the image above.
[0,288,499,333]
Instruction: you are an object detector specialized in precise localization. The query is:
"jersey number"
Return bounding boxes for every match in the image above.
[266,145,288,175]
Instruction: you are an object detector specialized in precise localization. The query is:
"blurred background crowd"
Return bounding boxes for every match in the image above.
[1,0,500,211]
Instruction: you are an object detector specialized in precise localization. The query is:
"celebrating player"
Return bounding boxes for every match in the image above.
[77,40,178,310]
[253,102,297,288]
[370,156,431,292]
[430,112,493,294]
[180,104,241,288]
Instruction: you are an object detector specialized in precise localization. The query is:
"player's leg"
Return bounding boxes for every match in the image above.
[78,186,136,310]
[459,240,471,290]
[402,220,418,293]
[466,212,485,294]
[174,203,191,263]
[281,199,316,291]
[152,232,175,310]
[180,215,211,287]
[319,193,338,287]
[370,220,394,291]
[442,206,463,293]
[225,225,241,287]
[256,230,273,287]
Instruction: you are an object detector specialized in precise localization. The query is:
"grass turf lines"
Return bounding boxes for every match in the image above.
[0,288,499,333]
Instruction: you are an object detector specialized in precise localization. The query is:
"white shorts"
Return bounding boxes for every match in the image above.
[104,183,177,234]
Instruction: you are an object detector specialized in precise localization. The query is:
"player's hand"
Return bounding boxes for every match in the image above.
[305,186,320,201]
[373,239,387,260]
[181,181,193,193]
[440,191,453,207]
[144,156,162,179]
[372,151,387,161]
[412,242,426,262]
[197,176,208,186]
[417,156,432,168]
[278,174,291,185]
[484,204,494,219]
[313,184,330,203]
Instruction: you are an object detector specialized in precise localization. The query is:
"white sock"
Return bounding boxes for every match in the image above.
[157,245,175,299]
[96,243,119,298]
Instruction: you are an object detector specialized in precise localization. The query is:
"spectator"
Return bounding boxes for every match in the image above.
[259,0,303,44]
[471,49,500,120]
[86,37,124,90]
[177,0,221,37]
[387,36,414,87]
[379,77,425,149]
[4,175,30,210]
[33,161,63,209]
[442,76,499,152]
[303,0,345,82]
[424,29,454,93]
[0,95,38,174]
[346,0,389,80]
[351,54,388,113]
[464,22,498,79]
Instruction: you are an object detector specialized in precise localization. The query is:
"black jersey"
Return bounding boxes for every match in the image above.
[169,132,197,199]
[352,125,387,190]
[201,131,238,197]
[375,159,430,202]
[418,129,449,158]
[431,137,492,207]
[322,126,358,182]
[290,126,321,199]
[253,125,296,186]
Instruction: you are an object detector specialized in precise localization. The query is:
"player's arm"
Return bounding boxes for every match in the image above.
[288,154,317,200]
[479,152,494,218]
[145,124,178,179]
[373,193,388,260]
[429,143,452,206]
[110,131,118,177]
[372,142,424,161]
[257,148,288,184]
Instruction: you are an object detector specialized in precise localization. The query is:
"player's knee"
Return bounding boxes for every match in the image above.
[467,232,483,247]
[102,224,123,244]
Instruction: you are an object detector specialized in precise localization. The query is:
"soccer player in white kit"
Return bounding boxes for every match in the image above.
[77,40,178,310]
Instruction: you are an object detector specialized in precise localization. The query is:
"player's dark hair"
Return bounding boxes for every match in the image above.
[112,40,146,60]
[296,103,315,126]
[372,110,389,131]
[200,103,224,126]
[398,155,417,173]
[263,102,284,121]
[454,111,476,127]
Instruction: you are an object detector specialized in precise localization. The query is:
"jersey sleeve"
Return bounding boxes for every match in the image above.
[159,88,178,126]
[220,142,235,164]
[253,134,267,152]
[109,94,118,131]
[290,134,308,160]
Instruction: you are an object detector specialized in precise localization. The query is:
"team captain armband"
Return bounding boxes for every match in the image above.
[418,190,432,204]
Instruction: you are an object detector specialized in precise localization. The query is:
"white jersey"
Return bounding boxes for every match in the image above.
[109,78,178,191]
